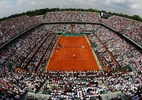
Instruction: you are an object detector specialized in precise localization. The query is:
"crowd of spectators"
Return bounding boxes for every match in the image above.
[104,71,142,99]
[40,70,142,100]
[43,11,100,23]
[94,27,142,70]
[0,26,44,74]
[87,26,142,71]
[0,24,59,99]
[45,24,97,33]
[102,15,142,47]
[0,25,59,74]
[87,26,142,99]
[87,33,118,72]
[1,11,141,47]
[0,70,48,100]
[44,11,142,47]
[0,15,42,46]
[41,71,105,100]
[0,11,142,100]
[1,69,141,100]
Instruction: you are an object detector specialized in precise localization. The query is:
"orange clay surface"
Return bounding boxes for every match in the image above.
[46,36,99,71]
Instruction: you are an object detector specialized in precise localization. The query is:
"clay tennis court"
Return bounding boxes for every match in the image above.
[46,36,99,71]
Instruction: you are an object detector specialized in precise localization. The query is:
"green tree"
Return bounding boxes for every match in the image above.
[132,15,142,21]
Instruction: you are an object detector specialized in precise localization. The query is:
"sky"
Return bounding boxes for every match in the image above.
[0,0,142,18]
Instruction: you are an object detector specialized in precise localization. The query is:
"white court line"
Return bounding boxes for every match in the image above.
[62,39,66,59]
[47,36,61,69]
[60,40,65,59]
[80,39,85,60]
[79,40,83,60]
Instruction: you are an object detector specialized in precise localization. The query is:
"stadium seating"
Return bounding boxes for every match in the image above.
[0,11,142,100]
[43,11,100,23]
[102,15,142,47]
[0,15,41,46]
